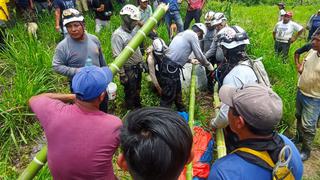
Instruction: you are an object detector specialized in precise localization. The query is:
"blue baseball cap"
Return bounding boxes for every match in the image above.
[72,66,113,101]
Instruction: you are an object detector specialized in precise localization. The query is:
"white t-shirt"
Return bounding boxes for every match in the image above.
[274,20,303,43]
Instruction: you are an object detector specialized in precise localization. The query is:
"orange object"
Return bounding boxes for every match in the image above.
[178,126,213,179]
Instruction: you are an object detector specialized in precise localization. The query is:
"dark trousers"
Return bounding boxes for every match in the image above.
[159,59,186,112]
[274,41,290,63]
[184,9,202,30]
[122,66,142,110]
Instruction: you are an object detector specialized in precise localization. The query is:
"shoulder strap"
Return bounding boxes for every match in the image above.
[231,26,240,33]
[232,147,276,168]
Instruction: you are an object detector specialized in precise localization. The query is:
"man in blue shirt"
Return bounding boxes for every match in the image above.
[208,84,303,180]
[53,0,76,35]
[160,0,183,37]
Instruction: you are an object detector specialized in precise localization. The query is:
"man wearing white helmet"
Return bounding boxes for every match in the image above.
[111,4,144,110]
[146,38,168,95]
[202,10,216,94]
[160,23,214,111]
[52,8,109,112]
[211,25,260,131]
[204,12,228,62]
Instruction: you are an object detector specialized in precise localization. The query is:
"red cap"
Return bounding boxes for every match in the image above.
[284,11,293,17]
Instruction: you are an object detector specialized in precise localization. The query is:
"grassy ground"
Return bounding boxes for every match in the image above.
[0,1,319,179]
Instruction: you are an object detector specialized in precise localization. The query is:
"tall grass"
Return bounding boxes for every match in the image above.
[0,1,318,178]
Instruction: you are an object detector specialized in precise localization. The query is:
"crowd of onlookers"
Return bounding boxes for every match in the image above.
[1,0,320,179]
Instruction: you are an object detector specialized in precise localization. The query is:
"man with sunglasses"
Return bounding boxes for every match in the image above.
[294,29,320,161]
[52,8,109,112]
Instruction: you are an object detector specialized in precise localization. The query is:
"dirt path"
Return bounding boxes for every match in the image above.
[303,148,320,179]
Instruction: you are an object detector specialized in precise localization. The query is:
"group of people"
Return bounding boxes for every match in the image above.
[17,0,320,179]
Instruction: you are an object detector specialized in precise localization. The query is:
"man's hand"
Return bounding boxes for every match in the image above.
[290,37,297,44]
[190,59,200,65]
[207,63,214,71]
[138,21,144,27]
[120,74,128,84]
[55,25,60,32]
[296,63,303,74]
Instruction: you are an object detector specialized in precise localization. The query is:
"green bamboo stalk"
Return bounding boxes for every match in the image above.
[18,145,47,180]
[186,64,197,180]
[109,3,169,74]
[19,4,169,179]
[213,83,227,159]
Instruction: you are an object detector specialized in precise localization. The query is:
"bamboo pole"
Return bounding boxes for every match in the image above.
[109,3,169,74]
[213,83,227,159]
[19,4,169,179]
[18,145,47,180]
[186,64,197,180]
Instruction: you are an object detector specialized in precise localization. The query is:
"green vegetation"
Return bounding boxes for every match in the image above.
[0,1,318,179]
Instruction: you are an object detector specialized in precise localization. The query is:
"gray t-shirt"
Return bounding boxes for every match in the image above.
[52,33,106,78]
[111,27,142,74]
[202,29,216,53]
[166,30,210,67]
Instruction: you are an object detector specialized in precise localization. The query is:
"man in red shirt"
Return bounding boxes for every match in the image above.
[29,66,122,179]
[183,0,205,30]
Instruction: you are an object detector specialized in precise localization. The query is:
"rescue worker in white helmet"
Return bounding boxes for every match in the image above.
[211,25,264,145]
[160,23,214,111]
[52,8,109,112]
[111,4,145,110]
[204,12,228,62]
[146,38,168,96]
[202,10,217,94]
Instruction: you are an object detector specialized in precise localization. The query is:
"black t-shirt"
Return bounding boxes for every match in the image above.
[92,0,113,21]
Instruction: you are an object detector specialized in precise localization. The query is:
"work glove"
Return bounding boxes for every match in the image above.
[120,74,128,84]
[190,59,200,65]
[207,63,214,71]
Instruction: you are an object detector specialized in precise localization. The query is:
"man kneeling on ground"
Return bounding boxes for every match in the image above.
[29,66,122,179]
[208,84,303,180]
[117,107,194,180]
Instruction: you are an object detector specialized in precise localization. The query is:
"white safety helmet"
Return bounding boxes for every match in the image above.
[212,12,227,26]
[153,38,167,55]
[217,26,250,49]
[204,11,216,26]
[192,23,207,37]
[120,4,141,21]
[62,8,84,26]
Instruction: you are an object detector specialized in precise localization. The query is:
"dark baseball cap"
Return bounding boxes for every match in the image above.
[72,66,113,101]
[219,84,283,131]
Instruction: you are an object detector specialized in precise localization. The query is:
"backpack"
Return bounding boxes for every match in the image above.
[232,145,295,180]
[247,57,271,87]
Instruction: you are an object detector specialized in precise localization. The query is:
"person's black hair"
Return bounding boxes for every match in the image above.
[120,107,193,180]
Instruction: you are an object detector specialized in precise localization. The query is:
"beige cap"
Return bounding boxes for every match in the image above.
[219,84,283,131]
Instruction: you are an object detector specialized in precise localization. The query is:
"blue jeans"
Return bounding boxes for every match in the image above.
[164,10,184,37]
[295,90,320,152]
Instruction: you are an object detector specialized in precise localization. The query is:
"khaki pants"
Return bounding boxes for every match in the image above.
[76,0,88,12]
